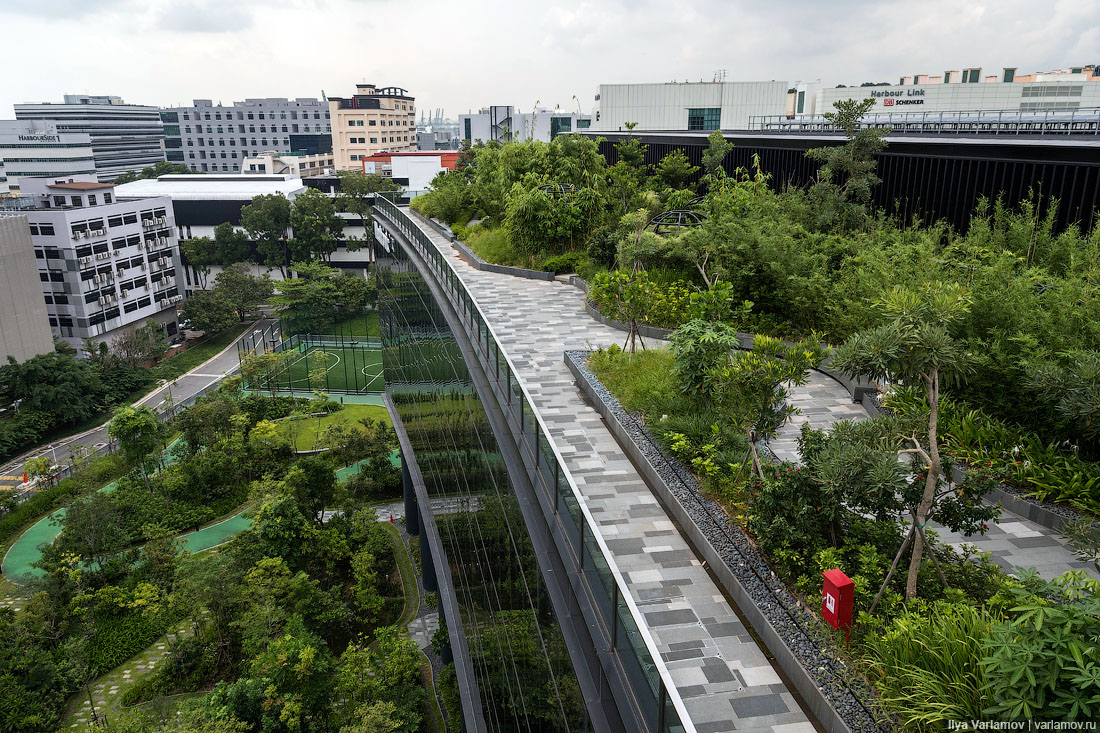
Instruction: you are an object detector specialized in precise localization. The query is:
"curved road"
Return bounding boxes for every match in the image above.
[0,319,275,494]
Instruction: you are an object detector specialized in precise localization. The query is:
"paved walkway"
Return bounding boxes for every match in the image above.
[767,374,1097,581]
[406,210,812,733]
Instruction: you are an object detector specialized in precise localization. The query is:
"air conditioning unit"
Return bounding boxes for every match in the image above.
[120,289,129,298]
[139,263,147,270]
[96,228,106,236]
[158,216,167,225]
[116,269,125,276]
[112,249,120,256]
[79,256,91,265]
[94,275,102,284]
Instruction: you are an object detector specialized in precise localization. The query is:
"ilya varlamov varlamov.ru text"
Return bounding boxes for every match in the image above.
[948,722,1097,731]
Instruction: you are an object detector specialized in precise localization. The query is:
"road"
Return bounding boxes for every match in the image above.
[0,319,274,493]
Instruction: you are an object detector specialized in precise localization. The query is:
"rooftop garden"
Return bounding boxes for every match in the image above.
[415,100,1100,728]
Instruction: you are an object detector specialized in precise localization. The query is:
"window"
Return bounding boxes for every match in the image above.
[550,117,572,138]
[53,195,66,207]
[1003,68,1016,83]
[369,119,376,126]
[797,91,806,113]
[687,107,721,131]
[123,212,137,225]
[103,193,112,204]
[370,137,378,143]
[39,223,55,235]
[71,196,82,207]
[88,194,97,206]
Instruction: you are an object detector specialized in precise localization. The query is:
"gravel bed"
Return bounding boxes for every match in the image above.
[567,350,896,733]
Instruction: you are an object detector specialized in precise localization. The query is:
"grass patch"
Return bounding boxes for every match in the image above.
[277,403,392,452]
[587,346,749,486]
[150,322,253,382]
[466,228,534,269]
[330,310,380,340]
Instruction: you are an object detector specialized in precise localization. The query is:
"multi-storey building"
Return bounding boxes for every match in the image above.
[0,215,55,363]
[160,98,332,174]
[5,175,183,349]
[328,84,416,169]
[0,121,96,195]
[14,95,165,182]
[459,106,593,143]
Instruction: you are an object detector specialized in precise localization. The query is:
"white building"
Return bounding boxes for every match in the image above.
[593,81,789,131]
[0,215,55,363]
[161,98,332,173]
[6,175,183,350]
[0,121,96,195]
[459,107,594,143]
[15,95,166,182]
[814,77,1100,117]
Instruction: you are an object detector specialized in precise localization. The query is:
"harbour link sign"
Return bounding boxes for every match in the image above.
[867,88,925,107]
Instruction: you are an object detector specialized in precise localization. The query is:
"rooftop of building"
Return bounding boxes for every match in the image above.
[113,174,307,200]
[46,181,114,191]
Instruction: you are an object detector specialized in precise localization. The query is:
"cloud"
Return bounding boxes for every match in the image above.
[153,0,258,32]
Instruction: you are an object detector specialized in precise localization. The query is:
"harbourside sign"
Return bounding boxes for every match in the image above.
[17,134,61,142]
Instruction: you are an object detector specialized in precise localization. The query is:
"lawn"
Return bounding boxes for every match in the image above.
[151,321,253,381]
[277,403,392,452]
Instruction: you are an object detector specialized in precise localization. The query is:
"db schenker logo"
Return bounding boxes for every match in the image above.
[883,98,895,106]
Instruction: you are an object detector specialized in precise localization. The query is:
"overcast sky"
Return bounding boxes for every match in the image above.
[2,0,1098,120]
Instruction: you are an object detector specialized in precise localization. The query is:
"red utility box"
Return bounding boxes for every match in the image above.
[822,569,854,642]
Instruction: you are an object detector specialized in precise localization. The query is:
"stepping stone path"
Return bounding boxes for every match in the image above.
[65,621,194,730]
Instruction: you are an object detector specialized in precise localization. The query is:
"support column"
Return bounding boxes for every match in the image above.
[402,455,419,536]
[420,512,438,593]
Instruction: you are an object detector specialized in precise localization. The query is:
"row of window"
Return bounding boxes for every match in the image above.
[184,124,328,134]
[1,156,95,163]
[347,119,414,128]
[1021,85,1085,97]
[181,110,327,121]
[49,190,115,209]
[687,107,722,131]
[187,138,296,149]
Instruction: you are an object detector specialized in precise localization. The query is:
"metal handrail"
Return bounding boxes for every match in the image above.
[750,107,1100,136]
[373,194,698,733]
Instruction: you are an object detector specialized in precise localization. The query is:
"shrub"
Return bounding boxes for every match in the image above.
[862,602,995,729]
[982,570,1100,720]
[541,252,587,274]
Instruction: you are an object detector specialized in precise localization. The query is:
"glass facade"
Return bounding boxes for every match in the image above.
[377,240,589,732]
[687,107,721,131]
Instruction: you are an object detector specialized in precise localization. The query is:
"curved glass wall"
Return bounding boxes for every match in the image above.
[378,240,590,732]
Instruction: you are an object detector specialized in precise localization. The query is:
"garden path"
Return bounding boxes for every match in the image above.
[768,374,1097,580]
[405,209,814,733]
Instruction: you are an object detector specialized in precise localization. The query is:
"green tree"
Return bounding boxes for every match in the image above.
[180,236,216,289]
[212,262,273,320]
[831,283,975,601]
[284,455,336,525]
[0,351,107,423]
[655,148,699,190]
[701,129,734,179]
[57,491,128,569]
[290,187,345,262]
[180,288,238,335]
[213,222,252,265]
[240,193,292,276]
[107,405,163,494]
[805,98,888,229]
[111,319,168,367]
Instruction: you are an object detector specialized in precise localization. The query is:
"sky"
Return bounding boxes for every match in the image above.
[2,0,1098,120]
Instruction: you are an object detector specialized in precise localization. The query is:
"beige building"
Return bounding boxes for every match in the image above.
[328,84,416,170]
[0,215,54,363]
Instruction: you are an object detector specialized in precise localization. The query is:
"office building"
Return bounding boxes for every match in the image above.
[593,81,789,131]
[5,175,183,349]
[14,95,166,181]
[459,106,593,143]
[0,121,96,195]
[328,84,417,169]
[160,98,332,173]
[0,215,55,363]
